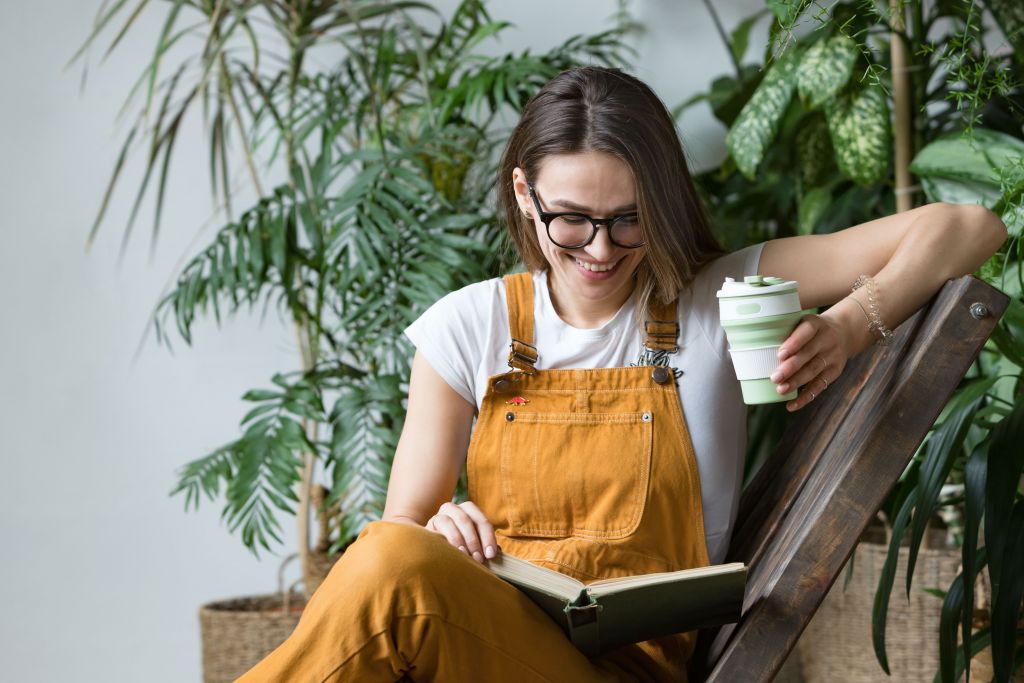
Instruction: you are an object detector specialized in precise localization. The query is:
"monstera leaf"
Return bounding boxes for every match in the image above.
[826,83,891,185]
[796,34,859,109]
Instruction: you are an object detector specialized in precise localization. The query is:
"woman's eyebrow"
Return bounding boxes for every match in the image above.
[550,198,638,213]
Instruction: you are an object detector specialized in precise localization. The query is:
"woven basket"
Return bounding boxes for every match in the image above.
[198,489,346,683]
[797,523,961,682]
[199,591,307,683]
[967,571,1024,682]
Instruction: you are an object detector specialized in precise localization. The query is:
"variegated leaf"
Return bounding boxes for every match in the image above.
[986,0,1024,59]
[726,49,800,180]
[797,34,858,109]
[798,114,833,187]
[798,186,832,235]
[826,84,892,186]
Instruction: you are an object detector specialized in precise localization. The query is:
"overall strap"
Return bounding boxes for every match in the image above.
[644,296,680,353]
[503,272,538,374]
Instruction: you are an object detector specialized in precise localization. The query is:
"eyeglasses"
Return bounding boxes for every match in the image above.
[526,183,645,249]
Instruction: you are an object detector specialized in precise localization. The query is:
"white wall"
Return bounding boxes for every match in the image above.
[0,1,762,680]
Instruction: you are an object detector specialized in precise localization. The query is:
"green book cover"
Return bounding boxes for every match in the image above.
[485,554,747,657]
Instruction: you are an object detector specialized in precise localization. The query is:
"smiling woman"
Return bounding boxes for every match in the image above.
[238,66,1006,682]
[515,153,649,328]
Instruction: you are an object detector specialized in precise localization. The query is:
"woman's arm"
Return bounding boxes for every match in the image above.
[383,350,475,524]
[382,350,499,561]
[759,202,1007,411]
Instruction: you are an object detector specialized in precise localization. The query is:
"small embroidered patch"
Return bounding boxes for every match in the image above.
[505,396,529,405]
[631,347,683,379]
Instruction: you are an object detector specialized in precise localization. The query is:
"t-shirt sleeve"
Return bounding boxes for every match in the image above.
[689,243,766,359]
[403,280,501,407]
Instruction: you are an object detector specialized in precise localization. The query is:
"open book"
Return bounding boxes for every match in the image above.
[485,553,747,657]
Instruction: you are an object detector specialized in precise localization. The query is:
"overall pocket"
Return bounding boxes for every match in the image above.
[499,411,653,539]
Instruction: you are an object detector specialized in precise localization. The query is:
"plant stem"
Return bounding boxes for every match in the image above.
[891,0,914,212]
[281,6,319,600]
[701,0,744,83]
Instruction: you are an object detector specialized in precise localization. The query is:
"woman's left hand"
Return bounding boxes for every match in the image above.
[770,313,850,412]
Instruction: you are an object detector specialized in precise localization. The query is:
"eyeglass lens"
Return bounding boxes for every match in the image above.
[549,214,644,248]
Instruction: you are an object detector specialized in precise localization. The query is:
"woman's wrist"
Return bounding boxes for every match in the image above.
[822,294,877,358]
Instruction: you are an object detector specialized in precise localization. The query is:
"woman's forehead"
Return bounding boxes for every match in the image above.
[534,152,636,211]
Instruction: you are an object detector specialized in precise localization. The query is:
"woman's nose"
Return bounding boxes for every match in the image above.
[584,225,618,262]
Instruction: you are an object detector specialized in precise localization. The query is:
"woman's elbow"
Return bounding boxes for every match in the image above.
[946,202,1008,257]
[923,202,1008,277]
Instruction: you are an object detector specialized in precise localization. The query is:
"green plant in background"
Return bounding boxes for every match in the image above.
[686,1,1023,680]
[77,0,629,595]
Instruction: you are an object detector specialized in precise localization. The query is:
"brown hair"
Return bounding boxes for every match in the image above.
[497,66,725,318]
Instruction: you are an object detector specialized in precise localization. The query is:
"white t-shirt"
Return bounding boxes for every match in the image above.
[404,243,765,563]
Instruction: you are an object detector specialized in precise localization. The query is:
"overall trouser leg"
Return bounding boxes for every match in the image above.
[238,521,636,682]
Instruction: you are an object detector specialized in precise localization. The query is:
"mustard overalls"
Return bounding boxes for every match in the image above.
[238,272,711,682]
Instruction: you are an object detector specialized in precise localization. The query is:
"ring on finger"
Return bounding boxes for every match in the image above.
[821,376,829,390]
[817,356,827,374]
[808,389,817,401]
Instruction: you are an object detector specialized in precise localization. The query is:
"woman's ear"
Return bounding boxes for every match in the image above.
[511,167,532,219]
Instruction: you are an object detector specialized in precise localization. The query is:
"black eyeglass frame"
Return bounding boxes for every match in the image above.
[526,183,646,249]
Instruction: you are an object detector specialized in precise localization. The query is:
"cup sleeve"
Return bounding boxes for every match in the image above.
[690,243,767,357]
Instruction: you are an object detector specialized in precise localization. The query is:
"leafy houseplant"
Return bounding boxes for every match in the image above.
[78,0,630,603]
[684,1,1024,680]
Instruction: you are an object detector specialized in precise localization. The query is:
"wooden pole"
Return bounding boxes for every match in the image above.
[890,0,914,212]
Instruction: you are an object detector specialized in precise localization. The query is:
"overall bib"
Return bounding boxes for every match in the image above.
[238,272,710,682]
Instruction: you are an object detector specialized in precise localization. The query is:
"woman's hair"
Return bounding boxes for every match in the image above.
[497,66,726,315]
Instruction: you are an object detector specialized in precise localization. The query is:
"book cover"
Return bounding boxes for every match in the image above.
[486,554,747,657]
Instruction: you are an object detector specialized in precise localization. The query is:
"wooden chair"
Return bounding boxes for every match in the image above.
[690,275,1009,682]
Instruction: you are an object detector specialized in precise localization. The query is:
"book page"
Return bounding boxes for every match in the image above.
[485,554,585,600]
[585,562,746,599]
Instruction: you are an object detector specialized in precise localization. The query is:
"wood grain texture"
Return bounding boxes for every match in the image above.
[691,276,1009,682]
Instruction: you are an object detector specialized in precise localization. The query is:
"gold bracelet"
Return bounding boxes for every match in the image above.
[851,275,894,345]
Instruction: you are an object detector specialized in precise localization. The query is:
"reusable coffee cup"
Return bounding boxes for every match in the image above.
[717,275,805,405]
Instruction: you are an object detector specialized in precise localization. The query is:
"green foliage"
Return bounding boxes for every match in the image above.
[826,83,892,185]
[797,113,833,187]
[80,0,630,556]
[796,34,859,109]
[688,1,1024,679]
[986,0,1024,60]
[726,48,800,180]
[171,371,320,552]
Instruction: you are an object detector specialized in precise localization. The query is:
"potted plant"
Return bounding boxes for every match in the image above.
[75,0,632,679]
[682,1,1024,680]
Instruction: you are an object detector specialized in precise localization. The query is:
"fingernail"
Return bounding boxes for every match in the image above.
[778,348,788,360]
[472,551,483,562]
[777,384,788,394]
[787,402,796,412]
[484,546,496,559]
[458,545,467,554]
[770,371,781,382]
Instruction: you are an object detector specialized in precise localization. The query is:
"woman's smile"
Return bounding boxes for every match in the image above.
[569,254,623,277]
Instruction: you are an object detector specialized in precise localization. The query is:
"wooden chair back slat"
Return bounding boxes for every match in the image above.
[693,276,1008,682]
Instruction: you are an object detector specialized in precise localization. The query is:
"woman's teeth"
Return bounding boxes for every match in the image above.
[574,258,616,272]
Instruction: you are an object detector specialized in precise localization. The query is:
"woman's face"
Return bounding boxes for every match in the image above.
[512,152,645,314]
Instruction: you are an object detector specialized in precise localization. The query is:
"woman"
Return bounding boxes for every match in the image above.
[240,67,1006,682]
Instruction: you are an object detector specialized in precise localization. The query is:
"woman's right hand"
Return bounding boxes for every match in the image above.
[424,500,500,563]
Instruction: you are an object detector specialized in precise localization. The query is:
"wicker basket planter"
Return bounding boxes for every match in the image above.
[199,591,307,683]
